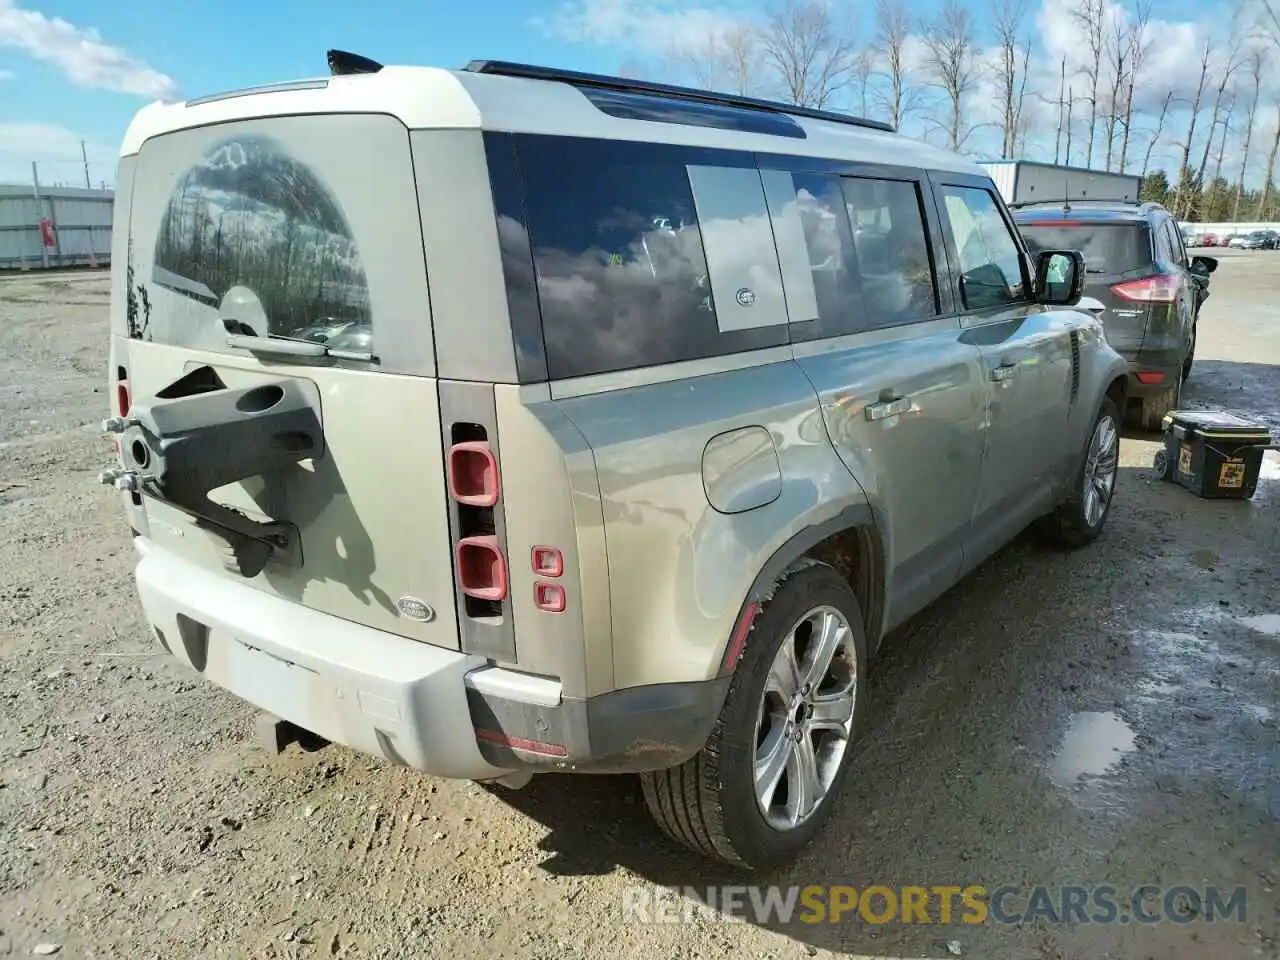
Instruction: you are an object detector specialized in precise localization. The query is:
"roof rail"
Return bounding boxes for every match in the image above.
[462,59,896,134]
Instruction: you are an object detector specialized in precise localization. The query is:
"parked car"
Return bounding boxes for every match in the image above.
[101,53,1128,870]
[1013,199,1217,430]
[1238,229,1278,249]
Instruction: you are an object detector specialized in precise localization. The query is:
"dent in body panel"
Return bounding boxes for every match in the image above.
[558,358,867,690]
[702,426,782,514]
[493,384,612,699]
[793,320,988,631]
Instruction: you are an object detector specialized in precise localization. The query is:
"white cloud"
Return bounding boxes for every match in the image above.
[536,0,753,59]
[0,0,177,99]
[0,122,117,188]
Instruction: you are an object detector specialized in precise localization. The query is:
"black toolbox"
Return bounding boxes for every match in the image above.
[1153,410,1276,500]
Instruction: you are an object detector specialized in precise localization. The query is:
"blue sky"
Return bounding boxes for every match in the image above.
[0,0,1271,188]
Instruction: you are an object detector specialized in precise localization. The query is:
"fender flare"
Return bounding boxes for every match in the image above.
[714,502,883,680]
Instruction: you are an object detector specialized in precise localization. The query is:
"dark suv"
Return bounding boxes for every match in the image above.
[1012,200,1217,429]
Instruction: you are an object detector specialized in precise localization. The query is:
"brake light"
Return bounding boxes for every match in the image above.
[115,365,130,416]
[1111,275,1179,303]
[456,535,508,601]
[447,441,499,507]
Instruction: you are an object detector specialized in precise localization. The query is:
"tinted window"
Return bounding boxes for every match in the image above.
[513,136,788,379]
[1018,222,1152,275]
[761,168,864,338]
[1153,219,1175,263]
[937,185,1028,310]
[841,177,938,327]
[149,135,370,346]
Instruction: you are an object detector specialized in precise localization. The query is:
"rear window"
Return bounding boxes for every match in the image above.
[1017,221,1151,275]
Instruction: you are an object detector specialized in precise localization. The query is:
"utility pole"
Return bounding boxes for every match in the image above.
[32,161,50,270]
[81,140,91,189]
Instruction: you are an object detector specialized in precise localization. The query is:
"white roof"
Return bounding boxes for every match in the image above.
[119,65,985,177]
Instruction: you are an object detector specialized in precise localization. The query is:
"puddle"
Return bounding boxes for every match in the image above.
[1239,614,1280,636]
[1050,711,1136,785]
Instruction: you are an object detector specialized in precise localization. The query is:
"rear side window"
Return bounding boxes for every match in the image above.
[841,177,938,327]
[1018,222,1152,275]
[512,136,788,380]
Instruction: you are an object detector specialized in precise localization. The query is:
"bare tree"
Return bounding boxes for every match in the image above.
[1255,102,1280,218]
[1070,0,1108,167]
[758,0,858,108]
[853,49,875,117]
[1117,0,1154,172]
[921,0,983,151]
[670,24,762,95]
[873,0,918,129]
[1172,38,1214,218]
[1141,90,1177,179]
[1211,95,1237,182]
[1195,36,1246,185]
[1232,49,1269,220]
[1102,13,1131,170]
[991,0,1032,159]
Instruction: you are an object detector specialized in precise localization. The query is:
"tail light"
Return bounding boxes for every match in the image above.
[1112,274,1179,303]
[447,426,507,618]
[1135,371,1166,385]
[115,365,130,416]
[456,535,508,601]
[448,441,499,507]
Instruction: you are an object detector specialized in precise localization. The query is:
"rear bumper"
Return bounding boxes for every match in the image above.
[133,540,726,777]
[135,539,513,781]
[1116,347,1183,398]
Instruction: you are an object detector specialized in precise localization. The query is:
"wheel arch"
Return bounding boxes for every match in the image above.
[716,504,888,680]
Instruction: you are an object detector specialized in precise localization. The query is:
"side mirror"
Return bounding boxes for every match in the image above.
[1035,250,1085,306]
[1191,255,1218,275]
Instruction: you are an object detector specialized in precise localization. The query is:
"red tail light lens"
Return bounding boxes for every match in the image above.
[531,546,563,578]
[116,366,130,416]
[534,582,566,613]
[1135,371,1166,385]
[456,535,508,601]
[448,441,499,507]
[1111,275,1179,303]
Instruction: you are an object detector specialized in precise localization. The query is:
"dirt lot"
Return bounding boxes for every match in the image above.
[1,254,1277,960]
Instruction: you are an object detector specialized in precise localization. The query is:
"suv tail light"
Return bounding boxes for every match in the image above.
[456,535,508,601]
[116,365,130,416]
[448,441,499,507]
[1111,274,1179,303]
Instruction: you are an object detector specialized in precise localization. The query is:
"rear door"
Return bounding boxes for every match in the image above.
[113,112,460,649]
[1016,216,1154,354]
[775,163,989,630]
[931,176,1075,562]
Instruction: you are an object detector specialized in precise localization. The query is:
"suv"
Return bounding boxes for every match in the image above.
[1012,200,1216,430]
[101,54,1127,870]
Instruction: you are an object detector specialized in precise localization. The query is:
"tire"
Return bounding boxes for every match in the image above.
[1040,395,1121,549]
[1139,379,1181,432]
[639,563,868,870]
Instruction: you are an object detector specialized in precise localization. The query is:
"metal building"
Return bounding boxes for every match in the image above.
[0,183,114,271]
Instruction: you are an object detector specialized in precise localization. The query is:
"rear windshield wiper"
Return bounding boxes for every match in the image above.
[225,332,376,364]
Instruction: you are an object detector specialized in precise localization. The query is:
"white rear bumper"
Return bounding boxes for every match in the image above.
[134,539,513,780]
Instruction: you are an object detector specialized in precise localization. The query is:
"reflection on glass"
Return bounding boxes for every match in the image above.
[939,186,1026,309]
[842,177,938,326]
[148,135,370,347]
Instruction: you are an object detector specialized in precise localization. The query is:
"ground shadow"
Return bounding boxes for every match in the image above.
[480,459,1277,957]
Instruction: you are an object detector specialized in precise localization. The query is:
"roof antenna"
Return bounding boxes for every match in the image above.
[327,49,383,76]
[1062,176,1071,216]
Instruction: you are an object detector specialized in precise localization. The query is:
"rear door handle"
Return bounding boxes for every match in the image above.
[990,361,1019,382]
[865,395,912,421]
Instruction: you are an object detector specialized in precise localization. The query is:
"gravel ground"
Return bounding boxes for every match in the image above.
[1,253,1277,960]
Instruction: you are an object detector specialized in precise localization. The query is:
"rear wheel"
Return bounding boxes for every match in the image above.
[1041,395,1121,548]
[640,563,867,870]
[1139,379,1181,432]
